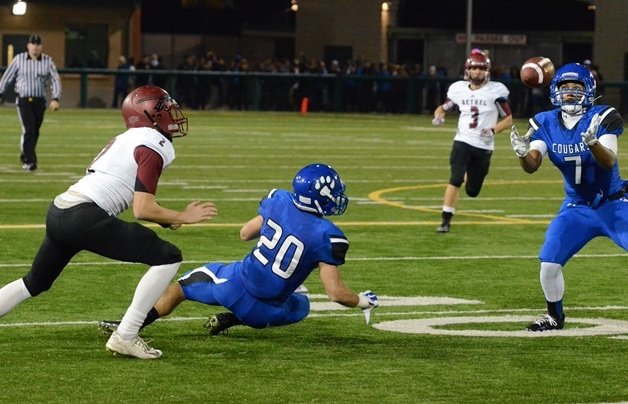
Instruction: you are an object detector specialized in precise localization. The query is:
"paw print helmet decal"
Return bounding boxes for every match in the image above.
[292,163,349,216]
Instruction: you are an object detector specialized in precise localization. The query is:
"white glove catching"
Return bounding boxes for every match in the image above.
[432,115,445,126]
[480,128,494,136]
[510,125,531,158]
[357,290,379,324]
[581,113,602,146]
[480,128,495,144]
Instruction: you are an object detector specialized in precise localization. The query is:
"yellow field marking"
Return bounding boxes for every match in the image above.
[1,180,562,229]
[368,180,563,224]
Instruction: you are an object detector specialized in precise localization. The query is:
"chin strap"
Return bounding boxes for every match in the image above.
[143,110,173,141]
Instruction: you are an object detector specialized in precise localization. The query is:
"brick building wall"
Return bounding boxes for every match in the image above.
[296,0,386,65]
[0,3,133,68]
[2,1,628,112]
[0,2,138,107]
[592,0,627,108]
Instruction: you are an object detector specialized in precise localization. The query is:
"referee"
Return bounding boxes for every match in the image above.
[0,34,61,172]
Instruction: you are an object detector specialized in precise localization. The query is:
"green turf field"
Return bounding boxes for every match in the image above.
[1,108,628,403]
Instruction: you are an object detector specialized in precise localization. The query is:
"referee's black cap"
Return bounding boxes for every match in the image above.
[28,35,42,44]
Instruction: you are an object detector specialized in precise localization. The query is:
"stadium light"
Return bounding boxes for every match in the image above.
[12,0,27,15]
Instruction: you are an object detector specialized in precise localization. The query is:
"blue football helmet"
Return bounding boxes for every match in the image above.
[549,63,596,115]
[292,164,348,216]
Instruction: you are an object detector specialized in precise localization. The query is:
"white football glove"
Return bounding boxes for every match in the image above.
[357,290,379,324]
[480,128,495,136]
[510,125,531,158]
[581,113,602,146]
[432,115,445,126]
[480,128,495,145]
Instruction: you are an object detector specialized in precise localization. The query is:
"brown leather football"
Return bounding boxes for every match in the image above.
[520,57,555,88]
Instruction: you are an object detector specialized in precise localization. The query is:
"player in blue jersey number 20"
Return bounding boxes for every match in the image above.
[510,62,627,332]
[100,163,378,338]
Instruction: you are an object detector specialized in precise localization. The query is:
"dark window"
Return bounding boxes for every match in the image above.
[65,24,108,68]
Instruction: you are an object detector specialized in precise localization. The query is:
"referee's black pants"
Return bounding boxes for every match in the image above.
[17,97,46,166]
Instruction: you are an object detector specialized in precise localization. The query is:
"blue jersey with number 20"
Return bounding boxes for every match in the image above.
[241,189,348,303]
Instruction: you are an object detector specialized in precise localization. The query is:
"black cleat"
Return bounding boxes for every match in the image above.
[98,320,121,335]
[204,313,242,336]
[22,163,37,172]
[526,314,564,331]
[436,212,452,233]
[436,223,450,233]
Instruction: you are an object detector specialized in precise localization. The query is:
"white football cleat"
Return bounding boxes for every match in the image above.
[362,307,372,324]
[106,331,162,359]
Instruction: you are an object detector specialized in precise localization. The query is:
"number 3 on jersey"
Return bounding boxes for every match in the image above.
[253,218,305,279]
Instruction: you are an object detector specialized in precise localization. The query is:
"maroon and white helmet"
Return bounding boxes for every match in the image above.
[464,49,491,86]
[121,85,188,138]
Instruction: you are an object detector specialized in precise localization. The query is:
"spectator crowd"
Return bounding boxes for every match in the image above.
[111,50,586,117]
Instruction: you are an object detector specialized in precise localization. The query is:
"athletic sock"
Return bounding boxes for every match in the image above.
[142,307,160,329]
[547,299,564,321]
[441,211,453,223]
[0,279,32,317]
[116,262,180,340]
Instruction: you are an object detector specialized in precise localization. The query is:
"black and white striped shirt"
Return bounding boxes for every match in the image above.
[0,52,61,100]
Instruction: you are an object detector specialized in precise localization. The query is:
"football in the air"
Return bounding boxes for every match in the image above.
[520,57,555,89]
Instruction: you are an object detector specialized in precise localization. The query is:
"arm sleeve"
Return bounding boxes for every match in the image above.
[441,99,456,112]
[49,57,62,100]
[600,107,623,135]
[496,98,512,118]
[0,58,19,94]
[329,235,349,265]
[133,146,163,195]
